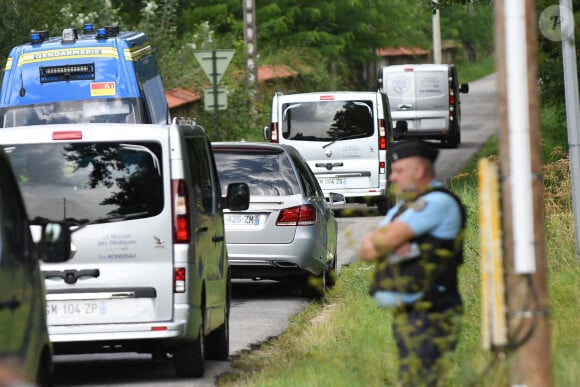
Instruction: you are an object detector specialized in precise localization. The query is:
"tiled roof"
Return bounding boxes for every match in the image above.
[166,65,299,109]
[376,47,429,57]
[257,65,298,81]
[166,87,202,109]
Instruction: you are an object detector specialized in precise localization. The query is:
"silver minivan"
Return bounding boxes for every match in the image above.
[378,64,469,148]
[0,146,71,386]
[0,121,249,378]
[264,91,393,213]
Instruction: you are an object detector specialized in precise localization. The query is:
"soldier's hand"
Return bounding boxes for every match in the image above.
[360,233,381,262]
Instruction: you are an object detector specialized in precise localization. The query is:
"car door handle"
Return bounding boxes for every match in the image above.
[212,235,224,243]
[398,103,413,110]
[197,226,209,233]
[0,297,21,310]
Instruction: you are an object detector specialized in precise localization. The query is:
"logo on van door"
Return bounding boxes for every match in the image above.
[325,148,332,158]
[392,76,411,94]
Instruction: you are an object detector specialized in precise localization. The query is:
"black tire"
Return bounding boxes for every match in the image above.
[205,282,230,360]
[36,349,53,387]
[174,319,205,378]
[445,130,460,149]
[301,271,326,299]
[377,199,389,214]
[325,255,338,288]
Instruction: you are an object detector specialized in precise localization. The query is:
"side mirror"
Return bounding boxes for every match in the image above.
[263,125,270,141]
[224,182,250,211]
[328,192,346,206]
[395,121,408,137]
[460,83,469,93]
[39,222,71,263]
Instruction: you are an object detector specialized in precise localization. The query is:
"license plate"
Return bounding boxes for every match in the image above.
[318,177,345,185]
[47,301,104,317]
[46,298,154,325]
[224,214,259,225]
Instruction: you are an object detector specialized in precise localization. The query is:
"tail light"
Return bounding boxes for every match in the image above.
[174,267,186,293]
[449,74,455,122]
[378,118,387,150]
[379,161,386,174]
[270,122,279,143]
[172,179,190,243]
[276,205,316,226]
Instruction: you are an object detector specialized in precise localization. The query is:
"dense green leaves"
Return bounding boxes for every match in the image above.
[0,0,534,142]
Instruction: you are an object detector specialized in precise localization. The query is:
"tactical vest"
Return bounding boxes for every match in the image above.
[369,187,466,310]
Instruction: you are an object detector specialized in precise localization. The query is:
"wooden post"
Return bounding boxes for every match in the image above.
[494,1,553,385]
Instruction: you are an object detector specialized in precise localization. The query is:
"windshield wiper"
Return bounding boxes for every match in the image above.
[322,133,369,149]
[70,211,150,233]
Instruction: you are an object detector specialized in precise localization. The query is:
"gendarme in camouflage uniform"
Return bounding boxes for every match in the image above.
[360,140,466,387]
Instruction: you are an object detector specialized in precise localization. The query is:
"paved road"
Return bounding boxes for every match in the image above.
[52,73,498,386]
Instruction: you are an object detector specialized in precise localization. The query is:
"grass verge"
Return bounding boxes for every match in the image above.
[216,135,580,386]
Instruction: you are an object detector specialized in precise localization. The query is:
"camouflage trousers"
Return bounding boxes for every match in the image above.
[392,305,463,387]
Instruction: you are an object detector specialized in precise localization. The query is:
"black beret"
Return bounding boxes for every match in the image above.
[391,140,439,163]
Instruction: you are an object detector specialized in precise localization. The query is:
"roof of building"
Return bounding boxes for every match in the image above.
[166,65,300,109]
[258,64,299,81]
[166,87,202,109]
[375,47,429,57]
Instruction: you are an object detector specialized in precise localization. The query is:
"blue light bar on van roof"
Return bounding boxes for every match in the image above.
[30,32,42,44]
[30,30,49,44]
[83,23,95,34]
[96,28,108,39]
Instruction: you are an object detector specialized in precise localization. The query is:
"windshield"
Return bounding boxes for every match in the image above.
[213,148,300,197]
[4,142,163,224]
[281,100,374,142]
[0,98,149,127]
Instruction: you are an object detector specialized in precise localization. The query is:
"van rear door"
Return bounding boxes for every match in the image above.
[385,66,448,135]
[2,127,174,326]
[278,93,380,195]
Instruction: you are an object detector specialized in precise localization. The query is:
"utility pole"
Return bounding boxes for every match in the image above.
[243,0,258,120]
[495,1,553,386]
[432,1,442,64]
[559,1,580,263]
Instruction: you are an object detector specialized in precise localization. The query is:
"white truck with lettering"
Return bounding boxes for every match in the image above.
[0,119,249,378]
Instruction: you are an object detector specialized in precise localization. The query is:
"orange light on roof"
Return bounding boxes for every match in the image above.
[52,131,82,140]
[319,95,335,100]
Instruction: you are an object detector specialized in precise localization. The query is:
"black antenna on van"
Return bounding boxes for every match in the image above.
[19,73,26,97]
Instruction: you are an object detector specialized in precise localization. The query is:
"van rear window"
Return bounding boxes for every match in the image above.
[280,100,374,142]
[4,142,163,225]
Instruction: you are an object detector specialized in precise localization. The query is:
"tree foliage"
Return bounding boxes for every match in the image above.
[0,0,499,140]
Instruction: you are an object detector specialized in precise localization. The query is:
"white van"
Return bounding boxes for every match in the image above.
[0,145,71,387]
[378,64,469,148]
[264,91,393,213]
[0,120,249,378]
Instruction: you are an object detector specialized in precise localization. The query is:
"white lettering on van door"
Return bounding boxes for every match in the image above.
[417,76,443,96]
[342,145,363,158]
[97,233,137,259]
